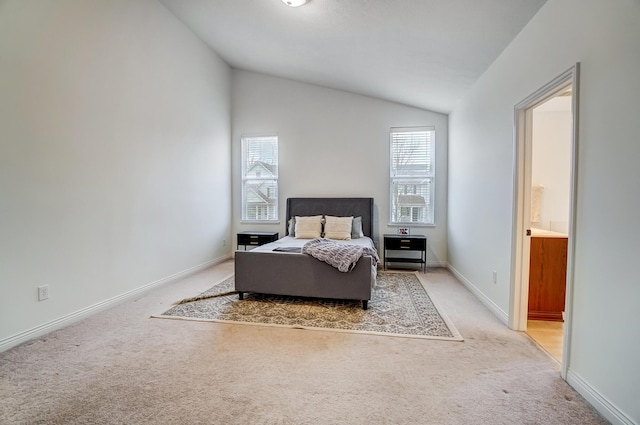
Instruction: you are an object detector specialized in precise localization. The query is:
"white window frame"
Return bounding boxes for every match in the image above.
[241,135,279,223]
[389,126,435,226]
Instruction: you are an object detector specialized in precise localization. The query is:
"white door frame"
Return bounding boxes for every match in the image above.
[509,64,580,380]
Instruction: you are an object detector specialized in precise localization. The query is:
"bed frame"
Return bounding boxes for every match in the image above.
[234,197,375,309]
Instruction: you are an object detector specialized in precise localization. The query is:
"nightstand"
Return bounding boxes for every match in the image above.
[383,234,427,272]
[237,231,279,250]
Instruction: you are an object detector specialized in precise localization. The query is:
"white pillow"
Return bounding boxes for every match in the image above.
[351,216,364,239]
[324,216,353,240]
[294,215,323,239]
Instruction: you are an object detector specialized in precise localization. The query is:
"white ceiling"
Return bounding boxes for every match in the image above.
[160,0,547,114]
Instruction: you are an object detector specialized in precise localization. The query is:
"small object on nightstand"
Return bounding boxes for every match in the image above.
[237,231,278,250]
[397,227,410,235]
[383,234,427,273]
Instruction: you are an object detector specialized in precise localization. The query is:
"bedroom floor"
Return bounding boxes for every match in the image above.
[0,260,606,425]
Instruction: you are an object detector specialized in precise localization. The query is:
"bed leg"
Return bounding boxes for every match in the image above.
[362,300,368,310]
[238,292,244,300]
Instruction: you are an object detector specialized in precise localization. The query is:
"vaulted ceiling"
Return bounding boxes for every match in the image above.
[160,0,547,114]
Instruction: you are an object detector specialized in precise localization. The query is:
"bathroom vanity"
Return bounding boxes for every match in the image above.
[528,229,568,322]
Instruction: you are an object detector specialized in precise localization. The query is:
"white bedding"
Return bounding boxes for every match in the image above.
[251,235,376,252]
[250,236,378,285]
[252,236,375,254]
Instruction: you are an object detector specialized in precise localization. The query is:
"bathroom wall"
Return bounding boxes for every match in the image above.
[531,96,572,233]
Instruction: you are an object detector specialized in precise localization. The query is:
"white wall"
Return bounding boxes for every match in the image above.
[448,0,640,423]
[0,0,231,348]
[531,97,572,233]
[231,70,448,264]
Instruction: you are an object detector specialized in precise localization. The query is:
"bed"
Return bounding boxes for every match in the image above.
[234,197,377,309]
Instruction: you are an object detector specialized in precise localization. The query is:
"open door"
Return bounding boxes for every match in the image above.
[510,64,580,379]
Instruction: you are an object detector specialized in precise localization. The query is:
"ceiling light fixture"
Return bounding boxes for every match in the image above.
[282,0,309,7]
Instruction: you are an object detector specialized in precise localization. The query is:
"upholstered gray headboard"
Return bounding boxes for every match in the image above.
[285,198,374,238]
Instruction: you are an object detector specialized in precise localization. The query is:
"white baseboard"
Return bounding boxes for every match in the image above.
[0,254,231,354]
[447,263,509,325]
[566,369,636,425]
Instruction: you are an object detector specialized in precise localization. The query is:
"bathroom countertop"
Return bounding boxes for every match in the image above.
[530,228,568,238]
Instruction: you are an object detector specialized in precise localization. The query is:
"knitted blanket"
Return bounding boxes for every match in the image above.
[301,238,380,273]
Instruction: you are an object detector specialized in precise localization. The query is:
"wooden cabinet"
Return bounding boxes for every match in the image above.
[528,236,567,322]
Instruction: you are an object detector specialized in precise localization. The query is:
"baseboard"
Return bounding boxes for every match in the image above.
[566,369,636,425]
[528,310,564,322]
[447,263,509,325]
[427,260,447,268]
[0,254,231,354]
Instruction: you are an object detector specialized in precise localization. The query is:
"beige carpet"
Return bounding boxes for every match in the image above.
[154,272,463,341]
[0,261,608,425]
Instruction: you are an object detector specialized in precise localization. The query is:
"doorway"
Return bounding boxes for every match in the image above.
[526,91,572,361]
[510,65,579,379]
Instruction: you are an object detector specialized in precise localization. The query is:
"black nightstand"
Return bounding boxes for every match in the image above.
[383,234,427,272]
[237,231,279,250]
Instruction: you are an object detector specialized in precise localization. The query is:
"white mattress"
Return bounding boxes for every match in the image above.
[251,235,376,252]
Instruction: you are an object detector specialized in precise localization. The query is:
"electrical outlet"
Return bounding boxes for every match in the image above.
[223,239,227,247]
[38,285,49,301]
[492,270,497,284]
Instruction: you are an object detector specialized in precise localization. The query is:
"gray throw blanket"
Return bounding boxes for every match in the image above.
[301,238,380,272]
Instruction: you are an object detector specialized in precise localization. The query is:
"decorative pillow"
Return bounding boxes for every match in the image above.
[324,216,353,240]
[288,217,296,236]
[294,215,323,239]
[351,216,364,239]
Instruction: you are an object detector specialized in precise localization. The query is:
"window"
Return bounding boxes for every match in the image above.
[242,135,278,221]
[389,127,435,225]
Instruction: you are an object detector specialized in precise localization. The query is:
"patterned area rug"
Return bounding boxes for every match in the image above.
[154,272,463,341]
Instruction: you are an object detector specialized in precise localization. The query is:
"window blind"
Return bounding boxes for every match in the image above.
[242,135,278,221]
[389,127,435,225]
